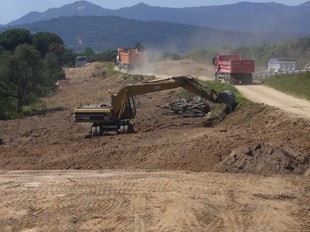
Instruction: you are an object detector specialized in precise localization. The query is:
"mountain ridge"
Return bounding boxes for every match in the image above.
[8,15,253,52]
[1,1,309,52]
[4,1,310,36]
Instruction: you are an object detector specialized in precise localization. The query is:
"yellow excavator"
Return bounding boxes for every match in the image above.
[74,76,236,136]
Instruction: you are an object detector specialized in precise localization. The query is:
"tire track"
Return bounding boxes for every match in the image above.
[0,170,308,232]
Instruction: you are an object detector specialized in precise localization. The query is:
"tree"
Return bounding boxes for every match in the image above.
[136,42,146,52]
[62,48,77,66]
[95,49,117,62]
[32,32,66,89]
[0,45,6,55]
[82,47,96,62]
[0,30,69,118]
[0,29,32,51]
[32,32,64,57]
[41,52,65,89]
[0,44,42,113]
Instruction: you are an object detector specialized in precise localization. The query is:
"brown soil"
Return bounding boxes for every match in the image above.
[0,61,309,231]
[0,62,309,174]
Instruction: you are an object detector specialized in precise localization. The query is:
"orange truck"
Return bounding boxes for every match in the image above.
[116,48,145,71]
[213,54,255,84]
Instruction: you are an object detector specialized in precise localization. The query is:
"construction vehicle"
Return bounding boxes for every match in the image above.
[74,76,236,136]
[213,54,255,84]
[116,48,145,71]
[75,56,87,67]
[268,58,296,73]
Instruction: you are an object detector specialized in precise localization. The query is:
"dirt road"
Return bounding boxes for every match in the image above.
[0,170,309,232]
[236,84,310,119]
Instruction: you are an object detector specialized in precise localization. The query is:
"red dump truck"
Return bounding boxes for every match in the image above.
[116,48,145,71]
[213,54,255,84]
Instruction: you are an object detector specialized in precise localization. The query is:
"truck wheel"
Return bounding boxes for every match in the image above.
[91,127,97,137]
[96,126,102,136]
[215,72,219,81]
[118,62,123,70]
[128,122,135,133]
[124,125,129,133]
[223,73,230,84]
[119,125,123,134]
[229,77,237,85]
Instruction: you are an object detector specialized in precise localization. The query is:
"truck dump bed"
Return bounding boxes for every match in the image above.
[117,48,145,66]
[218,60,255,74]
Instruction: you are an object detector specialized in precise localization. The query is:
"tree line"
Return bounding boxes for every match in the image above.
[232,37,310,69]
[0,29,117,120]
[185,37,310,70]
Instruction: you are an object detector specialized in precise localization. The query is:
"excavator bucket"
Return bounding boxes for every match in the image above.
[216,90,236,114]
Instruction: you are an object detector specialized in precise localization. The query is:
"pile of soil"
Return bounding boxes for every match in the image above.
[213,142,310,175]
[0,62,309,175]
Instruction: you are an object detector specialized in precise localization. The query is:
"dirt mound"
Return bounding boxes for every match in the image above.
[209,103,310,175]
[213,142,310,175]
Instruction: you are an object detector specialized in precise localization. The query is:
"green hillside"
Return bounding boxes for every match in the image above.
[232,37,310,69]
[263,72,310,101]
[185,37,310,70]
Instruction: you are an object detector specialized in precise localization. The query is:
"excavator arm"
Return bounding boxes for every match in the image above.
[111,76,235,118]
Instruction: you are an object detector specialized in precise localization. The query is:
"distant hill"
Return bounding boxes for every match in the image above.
[6,15,270,52]
[1,1,309,52]
[6,1,112,26]
[5,0,310,37]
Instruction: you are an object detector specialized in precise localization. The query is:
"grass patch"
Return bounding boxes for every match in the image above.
[263,72,310,101]
[101,62,119,76]
[22,100,46,116]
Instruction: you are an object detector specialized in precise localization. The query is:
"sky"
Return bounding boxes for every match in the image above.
[0,0,308,24]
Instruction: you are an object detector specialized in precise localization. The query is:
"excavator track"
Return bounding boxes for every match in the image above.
[91,121,134,136]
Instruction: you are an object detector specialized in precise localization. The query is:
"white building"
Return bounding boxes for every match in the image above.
[268,58,296,72]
